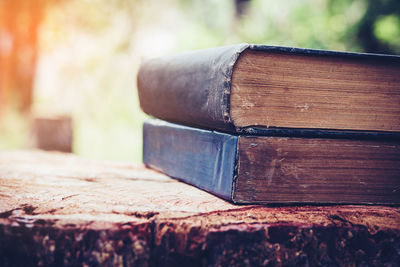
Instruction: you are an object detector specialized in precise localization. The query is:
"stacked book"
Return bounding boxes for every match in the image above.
[137,43,400,205]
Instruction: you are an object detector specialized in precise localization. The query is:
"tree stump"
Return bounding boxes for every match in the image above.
[0,150,399,266]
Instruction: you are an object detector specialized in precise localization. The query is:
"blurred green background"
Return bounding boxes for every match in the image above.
[0,0,399,162]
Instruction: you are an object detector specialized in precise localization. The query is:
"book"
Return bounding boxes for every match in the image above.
[143,119,400,204]
[138,44,400,133]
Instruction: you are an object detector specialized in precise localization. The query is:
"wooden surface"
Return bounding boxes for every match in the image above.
[0,150,400,266]
[231,49,400,132]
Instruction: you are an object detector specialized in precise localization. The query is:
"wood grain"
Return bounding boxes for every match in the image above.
[1,150,400,266]
[235,136,400,204]
[231,50,400,131]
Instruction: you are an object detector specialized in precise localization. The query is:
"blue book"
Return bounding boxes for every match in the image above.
[143,119,400,204]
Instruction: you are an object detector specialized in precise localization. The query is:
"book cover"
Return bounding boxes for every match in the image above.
[143,119,400,204]
[138,44,400,133]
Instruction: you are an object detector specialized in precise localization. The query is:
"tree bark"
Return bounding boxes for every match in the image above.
[0,150,399,266]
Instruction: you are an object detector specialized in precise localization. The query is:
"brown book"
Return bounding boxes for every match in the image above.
[143,119,400,204]
[138,44,400,133]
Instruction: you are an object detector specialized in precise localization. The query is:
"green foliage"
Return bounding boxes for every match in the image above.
[171,0,399,53]
[374,15,400,51]
[24,0,400,162]
[0,110,29,150]
[34,0,147,161]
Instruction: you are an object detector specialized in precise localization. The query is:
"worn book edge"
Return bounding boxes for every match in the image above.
[138,44,249,132]
[143,119,238,201]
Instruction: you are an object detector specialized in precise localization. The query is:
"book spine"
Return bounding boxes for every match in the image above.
[143,119,238,200]
[137,44,249,132]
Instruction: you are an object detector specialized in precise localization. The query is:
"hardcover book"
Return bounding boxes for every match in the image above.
[138,44,400,133]
[143,119,400,204]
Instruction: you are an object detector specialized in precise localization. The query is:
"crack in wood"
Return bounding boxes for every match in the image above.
[61,194,78,201]
[0,209,14,218]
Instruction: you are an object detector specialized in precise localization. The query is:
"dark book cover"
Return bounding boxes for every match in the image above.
[143,119,237,200]
[143,119,400,204]
[137,44,400,133]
